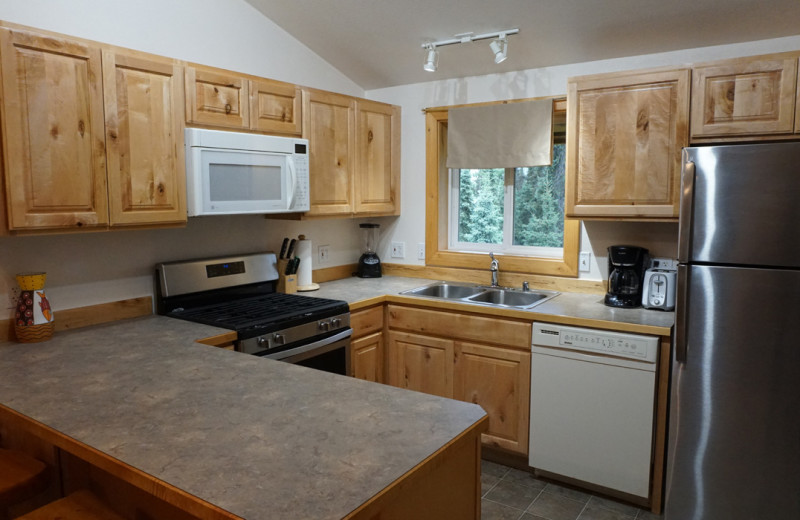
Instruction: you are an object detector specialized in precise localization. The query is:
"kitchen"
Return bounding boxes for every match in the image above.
[1,1,800,519]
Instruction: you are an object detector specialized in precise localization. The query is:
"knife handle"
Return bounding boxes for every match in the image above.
[291,257,300,274]
[279,238,289,259]
[286,239,297,259]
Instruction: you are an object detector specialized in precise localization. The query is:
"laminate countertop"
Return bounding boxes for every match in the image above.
[0,316,486,520]
[308,276,674,336]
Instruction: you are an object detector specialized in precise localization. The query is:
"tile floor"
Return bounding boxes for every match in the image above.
[481,460,663,520]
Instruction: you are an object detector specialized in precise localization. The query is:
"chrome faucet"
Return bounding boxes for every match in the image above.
[489,252,499,287]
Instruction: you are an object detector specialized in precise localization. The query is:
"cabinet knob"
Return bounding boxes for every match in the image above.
[225,103,232,114]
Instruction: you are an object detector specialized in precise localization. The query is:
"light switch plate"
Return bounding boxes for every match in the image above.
[579,252,591,272]
[318,245,330,264]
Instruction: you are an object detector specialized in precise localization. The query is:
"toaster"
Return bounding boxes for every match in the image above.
[642,259,677,310]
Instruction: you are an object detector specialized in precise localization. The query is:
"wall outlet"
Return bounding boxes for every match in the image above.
[417,242,425,260]
[391,241,405,258]
[318,245,330,264]
[579,252,591,272]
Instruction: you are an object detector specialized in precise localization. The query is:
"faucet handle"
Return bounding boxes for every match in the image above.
[489,251,495,261]
[522,281,530,291]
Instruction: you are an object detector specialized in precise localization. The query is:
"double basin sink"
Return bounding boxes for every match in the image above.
[400,281,558,310]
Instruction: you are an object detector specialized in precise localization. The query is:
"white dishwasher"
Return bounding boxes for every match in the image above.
[529,322,658,499]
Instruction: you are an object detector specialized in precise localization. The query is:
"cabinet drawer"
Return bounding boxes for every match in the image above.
[387,305,531,350]
[351,305,384,338]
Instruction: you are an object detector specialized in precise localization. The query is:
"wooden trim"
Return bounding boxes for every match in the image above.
[312,263,358,283]
[424,100,580,278]
[1,297,152,343]
[649,334,673,514]
[426,96,567,113]
[195,332,238,350]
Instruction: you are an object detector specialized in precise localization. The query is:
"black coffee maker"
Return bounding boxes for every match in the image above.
[605,245,649,308]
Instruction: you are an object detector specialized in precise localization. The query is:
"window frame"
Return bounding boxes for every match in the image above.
[425,97,579,277]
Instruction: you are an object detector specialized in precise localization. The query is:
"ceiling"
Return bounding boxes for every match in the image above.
[243,0,800,91]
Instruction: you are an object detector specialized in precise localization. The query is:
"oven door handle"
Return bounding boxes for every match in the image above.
[262,329,352,361]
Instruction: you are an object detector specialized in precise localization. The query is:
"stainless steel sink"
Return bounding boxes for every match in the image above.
[403,283,484,299]
[466,288,550,307]
[400,282,558,309]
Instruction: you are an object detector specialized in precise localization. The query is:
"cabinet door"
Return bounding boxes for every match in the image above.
[351,331,384,383]
[691,55,798,139]
[185,67,249,129]
[354,100,400,215]
[566,69,689,219]
[387,331,453,398]
[303,89,355,215]
[249,79,302,135]
[454,342,531,455]
[0,27,108,230]
[103,51,186,226]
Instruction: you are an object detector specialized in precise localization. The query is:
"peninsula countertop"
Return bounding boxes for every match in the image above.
[309,276,674,336]
[0,315,487,520]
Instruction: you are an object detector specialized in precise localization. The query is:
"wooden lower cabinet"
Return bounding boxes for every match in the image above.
[388,331,454,398]
[387,304,532,456]
[352,331,384,382]
[454,342,531,454]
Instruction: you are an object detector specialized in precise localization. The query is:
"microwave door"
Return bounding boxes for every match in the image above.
[197,148,288,214]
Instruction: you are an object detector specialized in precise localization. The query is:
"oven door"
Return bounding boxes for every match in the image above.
[259,328,352,376]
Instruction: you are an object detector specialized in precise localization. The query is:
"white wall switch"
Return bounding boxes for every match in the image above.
[318,245,330,264]
[417,242,425,260]
[391,241,405,258]
[579,252,591,272]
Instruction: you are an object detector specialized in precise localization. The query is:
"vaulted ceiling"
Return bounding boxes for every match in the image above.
[244,0,800,90]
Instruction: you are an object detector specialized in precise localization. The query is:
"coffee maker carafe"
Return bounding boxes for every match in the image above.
[357,223,382,278]
[605,245,649,308]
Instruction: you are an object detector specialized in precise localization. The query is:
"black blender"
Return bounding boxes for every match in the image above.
[357,223,382,278]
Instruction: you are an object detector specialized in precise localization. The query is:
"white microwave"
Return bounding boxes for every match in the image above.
[185,128,310,216]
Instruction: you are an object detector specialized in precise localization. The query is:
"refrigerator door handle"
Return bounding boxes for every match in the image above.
[675,264,689,364]
[678,153,695,263]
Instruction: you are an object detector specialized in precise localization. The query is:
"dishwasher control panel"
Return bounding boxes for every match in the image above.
[533,323,658,362]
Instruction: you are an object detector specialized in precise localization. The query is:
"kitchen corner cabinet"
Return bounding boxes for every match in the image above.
[0,27,108,230]
[387,304,532,455]
[103,51,186,226]
[303,89,401,217]
[566,68,690,220]
[690,53,799,140]
[350,305,385,383]
[0,27,186,231]
[185,65,302,136]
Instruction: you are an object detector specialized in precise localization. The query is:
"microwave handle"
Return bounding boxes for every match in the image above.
[287,157,297,209]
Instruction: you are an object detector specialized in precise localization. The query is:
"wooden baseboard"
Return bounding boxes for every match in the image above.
[1,297,152,343]
[312,264,358,283]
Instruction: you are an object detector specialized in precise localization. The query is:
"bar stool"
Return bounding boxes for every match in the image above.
[18,490,125,520]
[0,448,49,520]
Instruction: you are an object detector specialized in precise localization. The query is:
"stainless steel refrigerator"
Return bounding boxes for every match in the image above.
[665,142,800,519]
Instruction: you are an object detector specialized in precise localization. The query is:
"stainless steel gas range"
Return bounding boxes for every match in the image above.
[156,253,351,375]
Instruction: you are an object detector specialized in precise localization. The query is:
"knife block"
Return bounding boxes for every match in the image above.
[276,260,297,294]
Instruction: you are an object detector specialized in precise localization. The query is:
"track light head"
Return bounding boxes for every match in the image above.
[489,36,508,64]
[423,44,438,72]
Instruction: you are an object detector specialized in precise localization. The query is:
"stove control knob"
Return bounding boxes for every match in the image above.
[318,320,330,332]
[273,333,285,346]
[256,337,268,349]
[330,318,342,328]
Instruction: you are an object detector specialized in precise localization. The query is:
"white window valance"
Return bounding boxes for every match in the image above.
[446,99,553,169]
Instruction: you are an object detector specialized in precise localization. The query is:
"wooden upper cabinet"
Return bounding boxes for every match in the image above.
[249,78,302,135]
[354,100,400,215]
[566,68,690,219]
[303,89,355,216]
[103,51,186,226]
[691,54,798,139]
[185,67,250,129]
[0,27,108,230]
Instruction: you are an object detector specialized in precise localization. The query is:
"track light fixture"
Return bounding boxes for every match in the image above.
[423,44,438,72]
[421,28,518,72]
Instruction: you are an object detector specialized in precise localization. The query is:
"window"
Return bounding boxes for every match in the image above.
[449,143,566,258]
[425,98,579,277]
